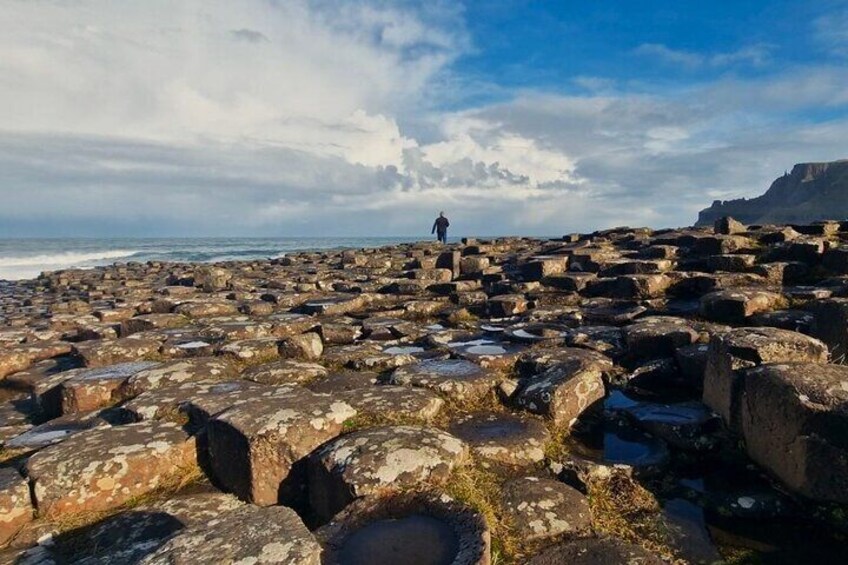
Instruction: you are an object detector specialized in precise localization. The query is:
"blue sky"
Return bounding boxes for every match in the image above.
[1,0,847,237]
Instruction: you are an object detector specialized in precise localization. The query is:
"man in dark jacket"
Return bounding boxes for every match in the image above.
[431,211,449,243]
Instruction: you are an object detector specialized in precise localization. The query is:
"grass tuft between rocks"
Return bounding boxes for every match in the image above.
[584,469,681,563]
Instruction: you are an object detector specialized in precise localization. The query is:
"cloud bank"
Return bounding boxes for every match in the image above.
[1,0,847,237]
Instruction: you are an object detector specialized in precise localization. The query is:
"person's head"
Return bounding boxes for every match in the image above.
[439,211,445,217]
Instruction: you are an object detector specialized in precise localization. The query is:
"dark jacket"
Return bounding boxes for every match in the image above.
[432,216,450,234]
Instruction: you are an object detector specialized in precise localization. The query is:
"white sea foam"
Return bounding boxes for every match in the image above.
[0,250,139,280]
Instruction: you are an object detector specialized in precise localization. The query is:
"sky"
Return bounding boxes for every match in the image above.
[1,0,848,238]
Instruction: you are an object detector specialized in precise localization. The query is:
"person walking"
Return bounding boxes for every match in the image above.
[431,211,450,244]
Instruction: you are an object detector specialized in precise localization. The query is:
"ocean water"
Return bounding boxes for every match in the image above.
[0,237,421,281]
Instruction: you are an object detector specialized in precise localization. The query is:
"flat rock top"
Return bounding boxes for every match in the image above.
[138,504,320,565]
[748,362,848,408]
[311,425,468,493]
[26,421,191,482]
[212,385,355,437]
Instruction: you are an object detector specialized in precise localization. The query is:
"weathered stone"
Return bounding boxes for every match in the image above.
[242,359,328,386]
[0,467,32,545]
[500,477,591,541]
[194,266,231,292]
[121,313,187,336]
[73,338,160,368]
[26,422,197,518]
[61,361,160,414]
[388,359,499,401]
[523,256,568,281]
[448,412,549,466]
[278,331,324,360]
[339,386,444,422]
[120,357,235,397]
[487,294,528,317]
[623,317,699,359]
[699,289,784,324]
[138,504,320,565]
[219,337,280,361]
[714,216,746,235]
[64,493,244,565]
[207,387,356,506]
[308,425,467,522]
[307,371,380,394]
[703,327,828,432]
[741,363,848,503]
[808,298,848,362]
[514,362,605,426]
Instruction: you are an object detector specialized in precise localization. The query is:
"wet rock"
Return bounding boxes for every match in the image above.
[26,421,197,518]
[703,327,828,432]
[741,362,848,503]
[340,386,444,422]
[448,412,549,466]
[242,358,328,385]
[500,477,591,541]
[0,467,32,545]
[308,425,467,522]
[527,537,665,565]
[316,490,489,565]
[5,410,110,451]
[138,503,320,565]
[207,387,355,506]
[621,401,721,451]
[388,359,499,401]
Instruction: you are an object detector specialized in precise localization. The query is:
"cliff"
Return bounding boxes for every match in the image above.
[696,160,848,226]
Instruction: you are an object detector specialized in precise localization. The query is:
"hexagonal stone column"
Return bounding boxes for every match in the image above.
[703,327,828,432]
[741,363,848,503]
[138,504,320,565]
[26,422,197,519]
[308,425,468,522]
[206,387,356,506]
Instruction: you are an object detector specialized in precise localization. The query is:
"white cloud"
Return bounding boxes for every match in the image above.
[634,42,773,69]
[0,1,847,238]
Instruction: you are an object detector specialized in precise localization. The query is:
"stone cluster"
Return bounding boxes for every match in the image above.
[0,218,847,563]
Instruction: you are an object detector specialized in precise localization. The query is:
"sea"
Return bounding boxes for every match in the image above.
[0,237,422,281]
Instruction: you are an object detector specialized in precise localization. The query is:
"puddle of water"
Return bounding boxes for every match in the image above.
[6,427,77,449]
[338,515,459,565]
[383,346,425,355]
[663,498,722,565]
[465,345,507,355]
[416,360,481,378]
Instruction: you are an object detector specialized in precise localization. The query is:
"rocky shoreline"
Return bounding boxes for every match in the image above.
[1,220,847,564]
